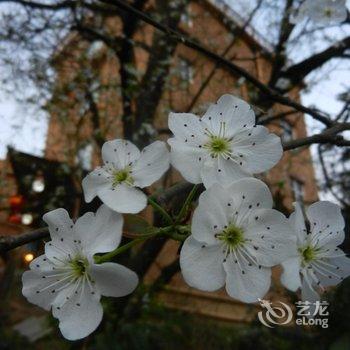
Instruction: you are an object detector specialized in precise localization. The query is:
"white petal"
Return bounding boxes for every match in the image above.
[52,284,103,341]
[22,269,66,311]
[191,183,231,244]
[29,254,55,272]
[102,139,140,168]
[82,168,110,203]
[300,272,320,317]
[43,208,74,241]
[90,262,138,297]
[224,254,271,303]
[245,209,296,266]
[307,201,345,247]
[281,257,302,292]
[201,94,255,137]
[289,202,308,245]
[301,271,320,303]
[74,204,123,255]
[98,184,147,214]
[312,251,350,287]
[201,156,251,188]
[168,112,207,146]
[180,236,225,292]
[227,178,273,224]
[168,138,205,184]
[132,141,170,188]
[232,126,282,174]
[44,240,75,263]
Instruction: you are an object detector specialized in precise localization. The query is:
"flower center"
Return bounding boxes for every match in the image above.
[300,245,316,264]
[70,257,89,278]
[112,167,134,186]
[217,224,244,249]
[205,136,231,157]
[324,8,332,17]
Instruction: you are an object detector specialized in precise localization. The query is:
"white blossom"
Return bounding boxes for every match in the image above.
[22,205,138,340]
[291,0,347,25]
[168,94,282,188]
[180,179,295,303]
[281,201,350,305]
[82,139,170,213]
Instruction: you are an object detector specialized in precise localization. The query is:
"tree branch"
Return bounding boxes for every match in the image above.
[282,36,350,86]
[283,122,350,150]
[0,227,49,253]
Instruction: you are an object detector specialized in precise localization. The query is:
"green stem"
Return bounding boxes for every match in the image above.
[94,226,173,264]
[95,238,146,264]
[175,184,199,223]
[148,197,173,224]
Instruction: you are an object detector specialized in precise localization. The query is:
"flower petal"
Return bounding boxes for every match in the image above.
[227,178,273,225]
[281,257,302,292]
[52,284,103,341]
[102,139,140,168]
[132,141,170,188]
[168,112,207,146]
[90,262,138,297]
[245,208,296,266]
[201,156,251,188]
[98,184,147,214]
[44,240,76,264]
[201,94,255,137]
[192,183,231,244]
[74,204,123,255]
[22,269,66,311]
[29,254,55,272]
[307,201,345,247]
[82,168,110,203]
[43,208,74,241]
[301,271,320,303]
[232,126,282,174]
[180,236,225,292]
[312,251,350,287]
[289,202,308,245]
[224,254,271,303]
[168,138,206,184]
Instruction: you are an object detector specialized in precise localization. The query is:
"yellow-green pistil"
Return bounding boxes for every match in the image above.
[112,167,134,186]
[70,257,89,278]
[205,136,231,158]
[300,245,317,265]
[217,224,245,249]
[324,8,332,17]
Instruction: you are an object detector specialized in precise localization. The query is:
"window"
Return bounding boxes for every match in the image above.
[77,143,93,171]
[280,120,293,142]
[291,178,304,204]
[181,7,193,27]
[178,57,194,85]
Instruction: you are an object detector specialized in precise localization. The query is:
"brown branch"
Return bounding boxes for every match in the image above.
[282,36,350,86]
[0,227,49,253]
[283,122,350,150]
[318,145,350,207]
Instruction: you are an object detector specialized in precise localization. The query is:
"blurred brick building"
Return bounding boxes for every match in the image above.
[1,0,318,323]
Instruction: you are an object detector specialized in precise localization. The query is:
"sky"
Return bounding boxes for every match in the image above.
[0,0,349,160]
